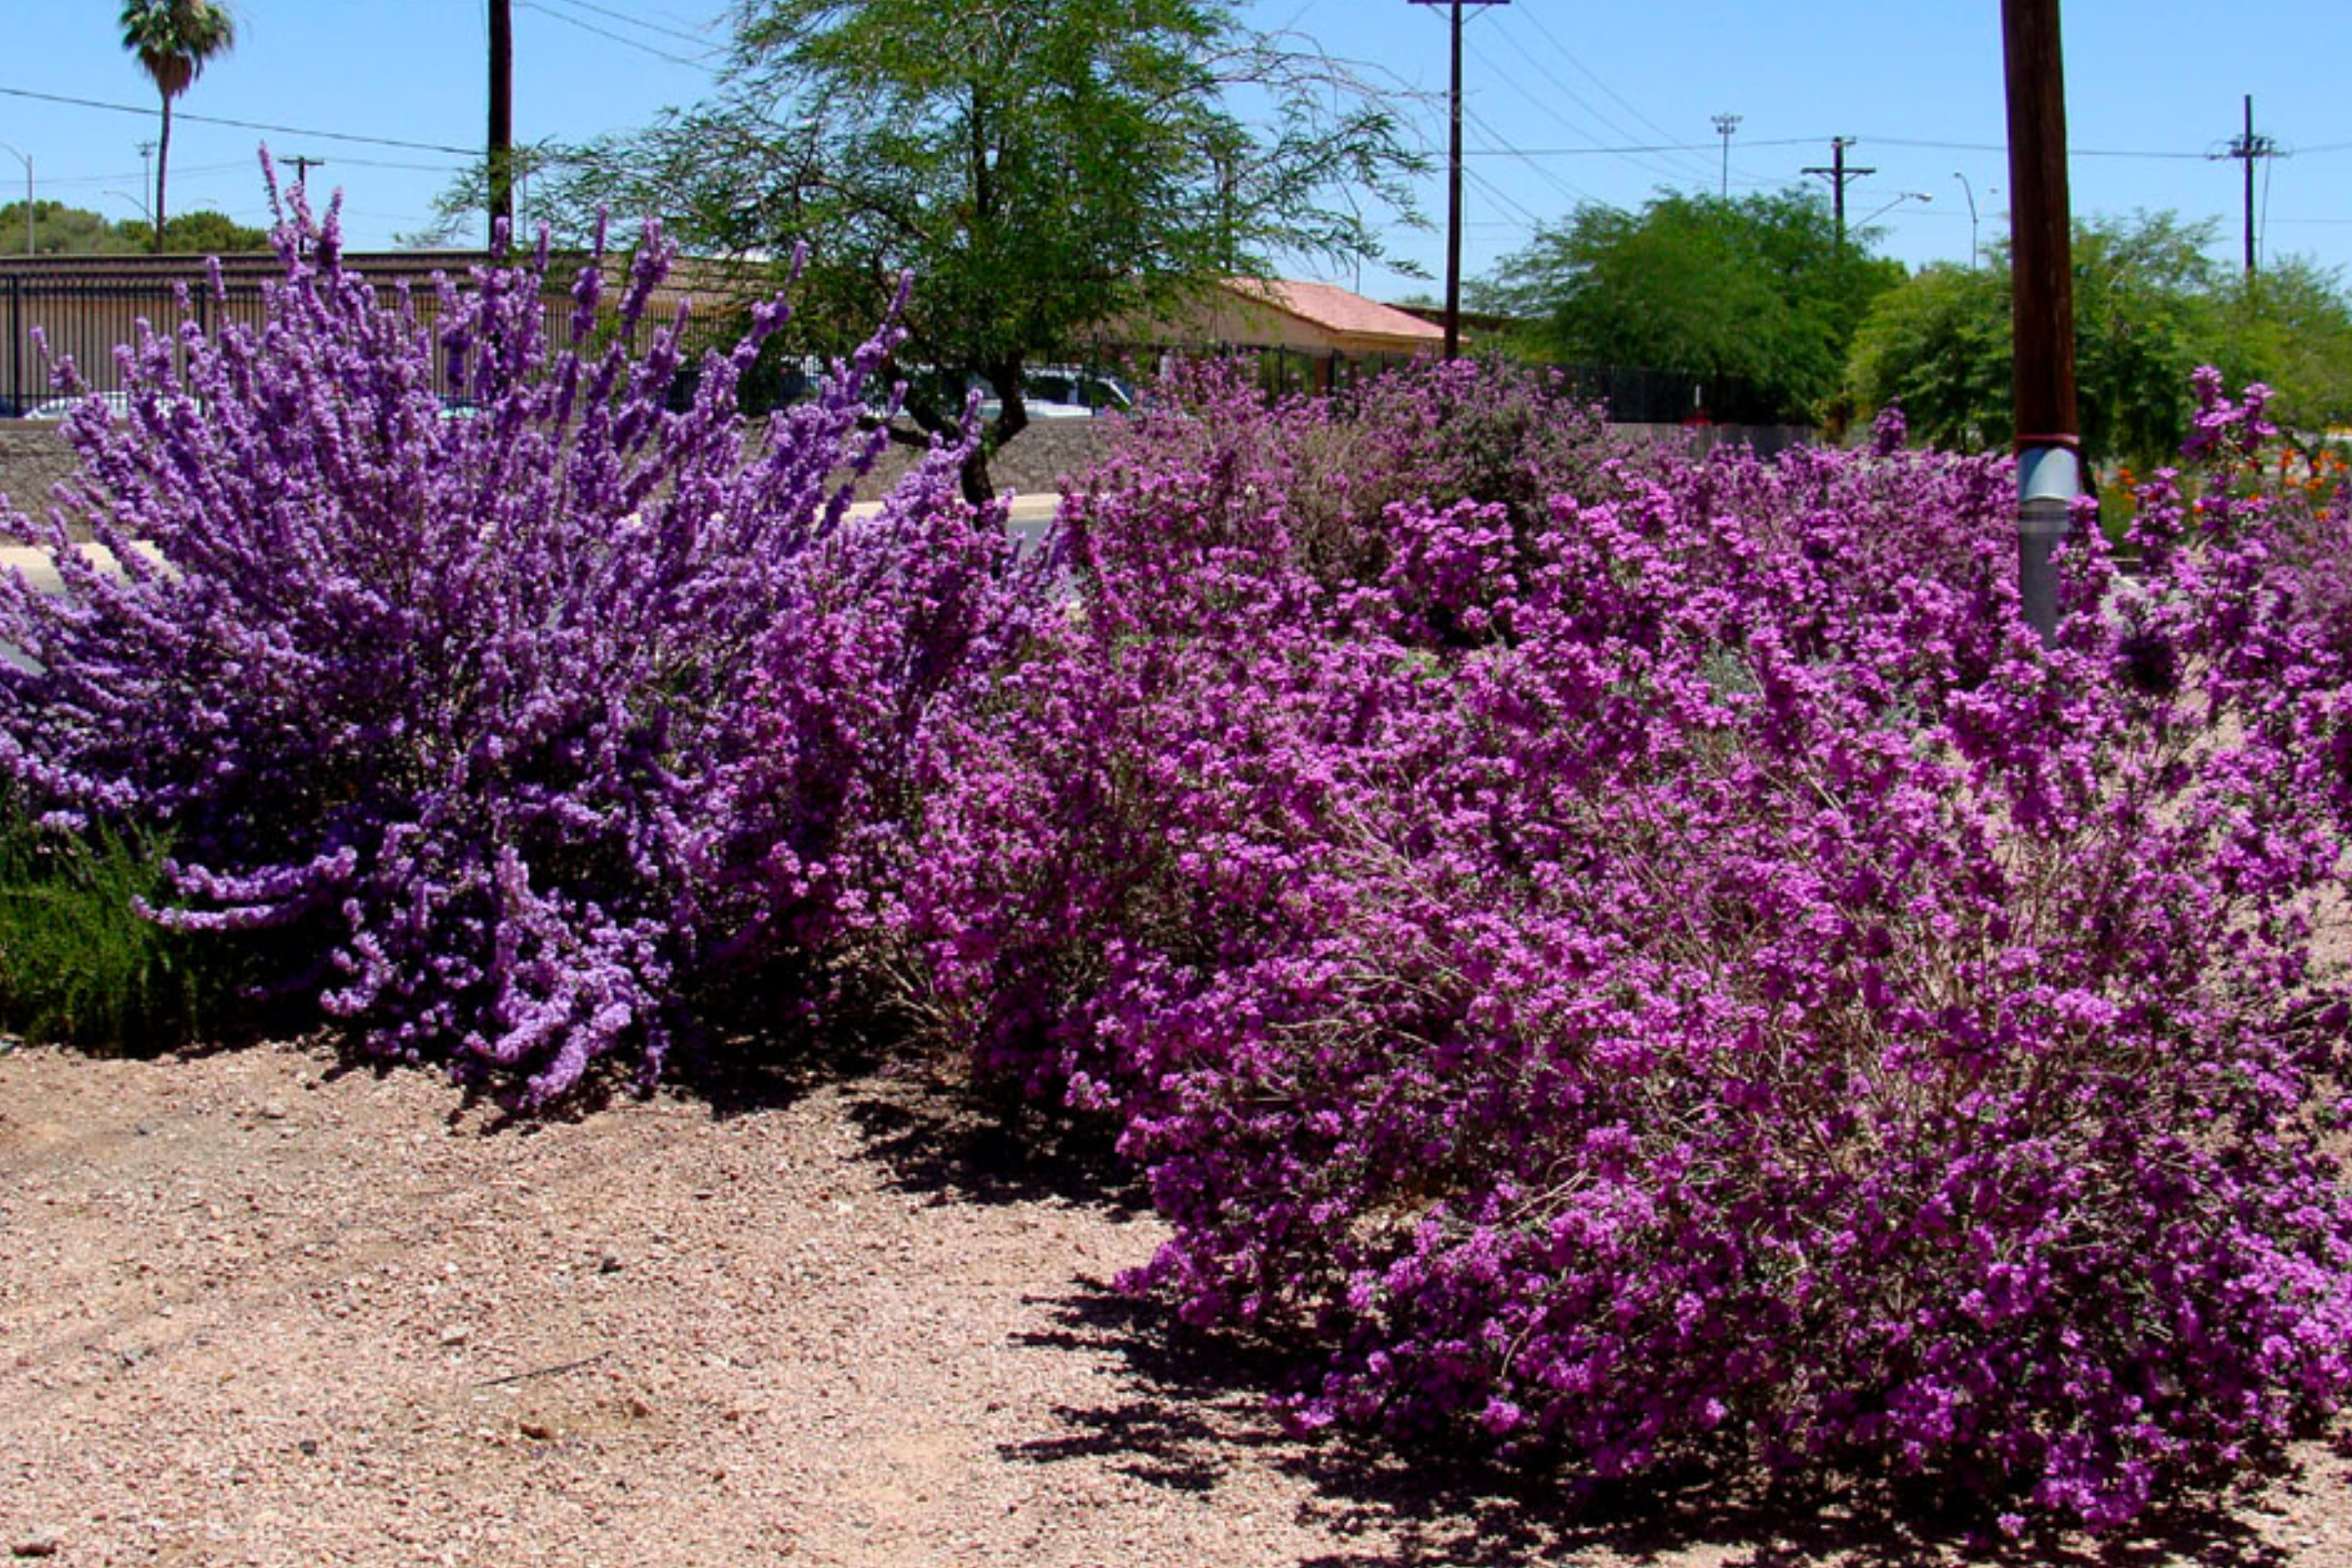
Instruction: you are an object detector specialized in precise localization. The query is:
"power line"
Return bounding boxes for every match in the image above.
[1462,103,1597,214]
[37,159,251,188]
[1466,43,1699,191]
[0,84,478,157]
[516,0,722,72]
[1462,164,1545,229]
[536,0,720,49]
[1463,137,1825,157]
[1506,2,1719,186]
[1463,33,1707,192]
[1860,134,2206,161]
[1469,134,2226,162]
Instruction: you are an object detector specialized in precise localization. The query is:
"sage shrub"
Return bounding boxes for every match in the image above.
[911,374,2352,1528]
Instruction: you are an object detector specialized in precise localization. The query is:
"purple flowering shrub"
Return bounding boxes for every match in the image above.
[1069,356,1613,610]
[0,179,1043,1102]
[911,373,2352,1525]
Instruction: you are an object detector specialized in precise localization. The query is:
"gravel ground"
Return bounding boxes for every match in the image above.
[2,1039,2346,1568]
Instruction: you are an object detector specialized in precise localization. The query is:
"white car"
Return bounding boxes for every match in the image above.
[975,368,1135,422]
[24,391,204,421]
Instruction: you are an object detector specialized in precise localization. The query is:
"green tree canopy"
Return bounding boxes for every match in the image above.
[0,201,143,257]
[2208,258,2352,436]
[0,200,265,258]
[416,0,1421,497]
[1846,212,2352,468]
[112,209,270,255]
[1470,189,1903,424]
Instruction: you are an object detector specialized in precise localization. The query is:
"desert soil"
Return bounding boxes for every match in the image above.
[2,1038,2346,1568]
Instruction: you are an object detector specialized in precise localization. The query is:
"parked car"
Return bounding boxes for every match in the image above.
[23,391,205,421]
[975,367,1136,422]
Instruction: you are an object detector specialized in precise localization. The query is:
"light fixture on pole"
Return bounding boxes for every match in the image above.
[1711,113,1741,200]
[1858,190,1932,228]
[0,142,30,256]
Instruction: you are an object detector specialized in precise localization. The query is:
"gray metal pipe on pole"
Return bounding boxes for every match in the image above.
[2002,0,2079,642]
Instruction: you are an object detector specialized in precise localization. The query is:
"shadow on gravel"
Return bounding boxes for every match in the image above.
[1003,1284,2300,1568]
[426,1023,872,1135]
[833,1070,2306,1568]
[840,1066,1148,1214]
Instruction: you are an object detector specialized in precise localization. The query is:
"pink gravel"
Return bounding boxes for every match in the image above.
[2,1039,2346,1567]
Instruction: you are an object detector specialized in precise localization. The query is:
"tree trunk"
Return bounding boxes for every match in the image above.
[957,448,998,507]
[154,93,172,254]
[962,359,1027,507]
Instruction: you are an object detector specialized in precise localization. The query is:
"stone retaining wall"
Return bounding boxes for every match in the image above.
[2,414,1821,542]
[0,416,1122,541]
[0,422,82,523]
[817,417,1119,503]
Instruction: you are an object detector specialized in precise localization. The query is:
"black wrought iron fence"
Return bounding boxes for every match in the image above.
[1114,340,1786,428]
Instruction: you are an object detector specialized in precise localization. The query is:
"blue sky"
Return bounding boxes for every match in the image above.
[4,1,2346,301]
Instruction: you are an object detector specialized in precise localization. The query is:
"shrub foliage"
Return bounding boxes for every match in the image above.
[911,371,2352,1528]
[4,199,2348,1527]
[0,175,1044,1100]
[0,796,244,1049]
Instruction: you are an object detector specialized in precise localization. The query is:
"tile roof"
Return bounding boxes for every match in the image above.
[1224,277,1446,343]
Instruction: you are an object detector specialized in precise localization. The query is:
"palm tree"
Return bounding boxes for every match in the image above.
[119,0,238,255]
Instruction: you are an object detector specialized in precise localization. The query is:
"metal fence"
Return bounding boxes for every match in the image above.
[4,268,1789,431]
[1112,340,1785,428]
[0,270,675,417]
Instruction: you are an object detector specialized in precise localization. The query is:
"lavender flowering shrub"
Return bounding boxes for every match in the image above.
[0,176,1044,1102]
[912,377,2352,1526]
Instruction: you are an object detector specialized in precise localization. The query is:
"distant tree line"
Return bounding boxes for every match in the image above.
[0,200,268,258]
[1474,191,2352,465]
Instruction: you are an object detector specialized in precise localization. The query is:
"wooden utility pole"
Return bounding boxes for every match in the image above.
[2218,94,2279,277]
[1409,0,1508,358]
[2002,0,2079,641]
[488,0,514,243]
[1802,137,1874,260]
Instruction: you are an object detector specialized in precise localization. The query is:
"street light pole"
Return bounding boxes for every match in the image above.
[1711,113,1742,200]
[1953,171,1980,268]
[0,143,30,255]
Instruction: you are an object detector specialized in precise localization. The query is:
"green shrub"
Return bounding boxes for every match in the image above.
[0,803,242,1050]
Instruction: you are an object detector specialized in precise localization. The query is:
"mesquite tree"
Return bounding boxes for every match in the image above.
[413,0,1424,499]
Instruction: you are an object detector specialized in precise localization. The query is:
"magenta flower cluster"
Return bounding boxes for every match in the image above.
[0,174,1044,1102]
[909,362,2352,1527]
